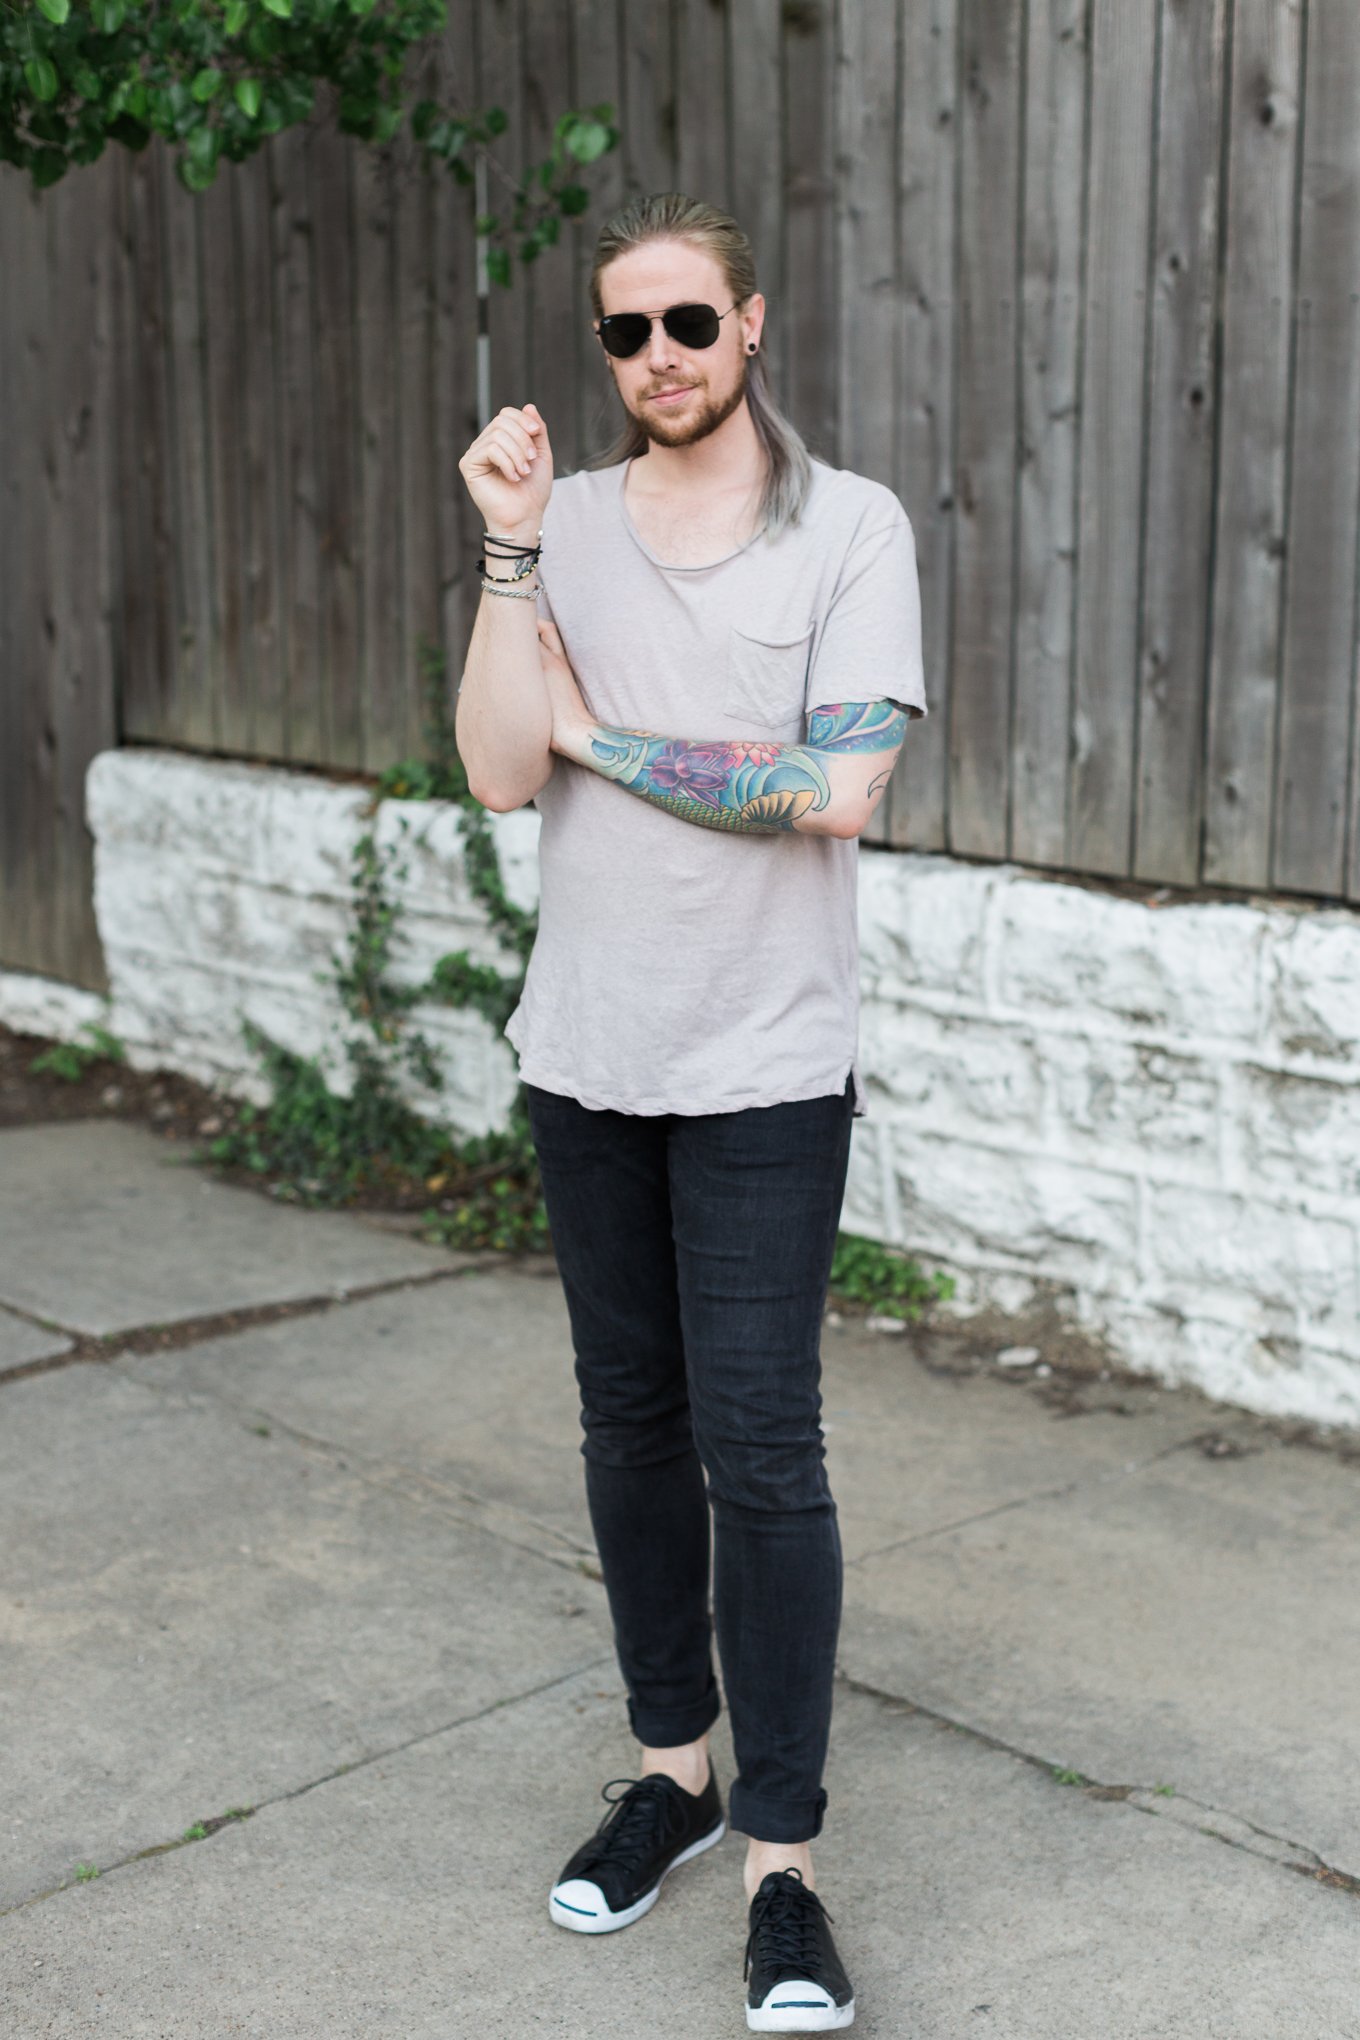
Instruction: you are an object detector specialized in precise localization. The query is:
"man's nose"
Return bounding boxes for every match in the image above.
[646,318,681,365]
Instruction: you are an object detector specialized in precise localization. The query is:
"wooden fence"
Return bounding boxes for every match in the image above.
[3,0,1360,996]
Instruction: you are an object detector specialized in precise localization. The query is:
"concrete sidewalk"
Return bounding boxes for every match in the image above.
[2,1117,1357,2038]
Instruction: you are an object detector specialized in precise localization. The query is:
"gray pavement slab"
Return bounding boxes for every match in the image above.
[839,1420,1360,1881]
[117,1269,597,1563]
[0,1302,71,1374]
[111,1268,1360,1886]
[5,1672,1356,2038]
[0,1362,612,1911]
[0,1120,449,1335]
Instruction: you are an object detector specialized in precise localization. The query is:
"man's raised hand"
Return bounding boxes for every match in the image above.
[458,401,553,537]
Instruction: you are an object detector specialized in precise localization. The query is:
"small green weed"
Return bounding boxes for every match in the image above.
[827,1232,954,1320]
[72,1861,100,1881]
[1052,1766,1088,1786]
[29,1022,126,1082]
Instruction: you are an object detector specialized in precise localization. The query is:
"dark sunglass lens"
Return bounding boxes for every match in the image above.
[665,304,719,347]
[600,314,651,358]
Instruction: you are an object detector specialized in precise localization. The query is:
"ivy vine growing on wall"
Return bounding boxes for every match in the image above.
[199,639,550,1254]
[2,0,616,288]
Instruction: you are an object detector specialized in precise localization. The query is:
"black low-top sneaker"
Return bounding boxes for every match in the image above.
[744,1868,855,2032]
[548,1768,726,1934]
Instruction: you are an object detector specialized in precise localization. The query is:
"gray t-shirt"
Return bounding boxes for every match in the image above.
[502,452,928,1118]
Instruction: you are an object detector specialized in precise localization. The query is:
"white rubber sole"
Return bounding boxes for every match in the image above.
[746,1987,856,2032]
[548,1818,726,1933]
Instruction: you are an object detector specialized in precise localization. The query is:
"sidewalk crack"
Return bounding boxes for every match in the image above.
[835,1669,1360,1900]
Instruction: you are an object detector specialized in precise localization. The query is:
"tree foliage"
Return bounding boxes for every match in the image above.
[1,0,616,271]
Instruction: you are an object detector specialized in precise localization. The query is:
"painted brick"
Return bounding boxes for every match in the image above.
[1266,908,1360,1064]
[1044,1034,1220,1175]
[1145,1183,1357,1326]
[858,1000,1045,1139]
[1236,1064,1360,1203]
[858,850,996,1003]
[996,878,1263,1040]
[886,1129,1140,1287]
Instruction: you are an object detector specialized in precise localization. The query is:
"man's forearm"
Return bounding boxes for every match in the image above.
[552,700,908,838]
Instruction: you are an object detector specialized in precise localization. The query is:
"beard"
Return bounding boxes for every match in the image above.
[625,350,752,449]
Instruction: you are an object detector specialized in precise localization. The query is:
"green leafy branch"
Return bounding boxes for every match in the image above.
[2,0,617,251]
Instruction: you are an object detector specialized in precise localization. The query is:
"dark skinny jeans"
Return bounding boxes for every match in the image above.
[525,1070,855,1844]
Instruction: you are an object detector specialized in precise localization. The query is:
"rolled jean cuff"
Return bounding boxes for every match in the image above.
[625,1682,722,1751]
[729,1783,828,1845]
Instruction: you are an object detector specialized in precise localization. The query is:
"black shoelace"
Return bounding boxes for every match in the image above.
[745,1868,834,1982]
[572,1775,690,1883]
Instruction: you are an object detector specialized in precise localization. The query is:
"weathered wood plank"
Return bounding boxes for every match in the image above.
[1067,0,1158,875]
[1202,0,1301,893]
[948,0,1023,862]
[119,149,180,747]
[675,0,728,206]
[728,0,783,435]
[572,0,629,456]
[890,0,957,854]
[430,1,482,684]
[200,170,251,752]
[0,176,53,973]
[478,0,530,421]
[395,118,439,763]
[159,149,220,750]
[236,152,286,760]
[522,0,580,479]
[354,141,404,770]
[268,122,324,764]
[309,109,364,769]
[1133,0,1229,885]
[1273,0,1360,896]
[620,0,676,202]
[833,0,900,851]
[1011,0,1086,870]
[46,161,119,990]
[783,0,837,466]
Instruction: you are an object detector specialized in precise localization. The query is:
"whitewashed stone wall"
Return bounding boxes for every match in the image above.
[4,746,1357,1429]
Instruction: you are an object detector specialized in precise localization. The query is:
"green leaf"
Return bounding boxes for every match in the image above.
[24,58,60,104]
[36,0,71,22]
[72,67,103,100]
[191,67,224,102]
[91,0,126,29]
[565,118,612,165]
[261,0,293,17]
[32,147,68,187]
[224,0,248,31]
[233,77,261,119]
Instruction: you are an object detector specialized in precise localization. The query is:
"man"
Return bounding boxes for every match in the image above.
[456,191,927,2034]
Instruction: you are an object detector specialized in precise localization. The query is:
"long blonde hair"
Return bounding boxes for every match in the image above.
[580,192,815,539]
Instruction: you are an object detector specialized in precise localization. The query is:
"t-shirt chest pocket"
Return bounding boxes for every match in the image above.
[722,621,816,733]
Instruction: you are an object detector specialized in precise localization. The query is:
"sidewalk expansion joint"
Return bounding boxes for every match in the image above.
[1,1652,616,1919]
[109,1355,604,1580]
[834,1669,1360,1903]
[843,1428,1226,1570]
[0,1258,500,1389]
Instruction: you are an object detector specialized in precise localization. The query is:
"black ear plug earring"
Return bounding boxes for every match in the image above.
[747,342,757,353]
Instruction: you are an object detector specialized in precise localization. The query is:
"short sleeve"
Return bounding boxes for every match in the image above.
[805,517,928,721]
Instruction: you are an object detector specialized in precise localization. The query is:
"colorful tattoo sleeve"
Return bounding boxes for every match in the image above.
[569,698,909,836]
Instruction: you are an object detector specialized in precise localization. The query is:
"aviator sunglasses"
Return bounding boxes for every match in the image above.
[594,300,743,360]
